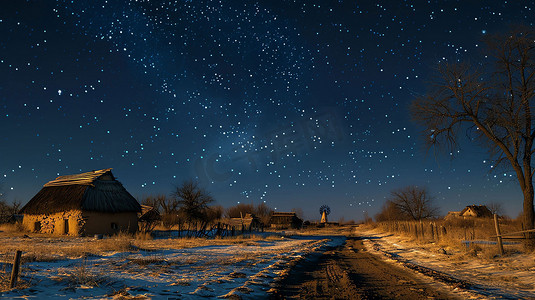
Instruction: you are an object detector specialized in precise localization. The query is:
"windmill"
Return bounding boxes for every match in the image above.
[319,205,330,223]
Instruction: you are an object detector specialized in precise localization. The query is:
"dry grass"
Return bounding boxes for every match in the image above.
[0,226,349,294]
[0,263,10,292]
[134,231,152,240]
[0,255,32,292]
[95,232,136,252]
[53,257,111,288]
[0,228,290,264]
[128,255,166,266]
[0,226,342,296]
[0,223,25,237]
[110,289,152,300]
[373,218,525,258]
[0,231,146,262]
[133,233,286,252]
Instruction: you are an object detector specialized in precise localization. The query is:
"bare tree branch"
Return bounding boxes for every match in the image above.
[377,186,440,221]
[412,26,535,233]
[171,180,214,224]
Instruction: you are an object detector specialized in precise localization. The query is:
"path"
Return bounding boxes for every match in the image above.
[275,236,461,299]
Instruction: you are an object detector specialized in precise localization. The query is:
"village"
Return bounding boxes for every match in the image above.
[10,168,329,237]
[1,168,505,238]
[0,168,534,299]
[3,0,535,298]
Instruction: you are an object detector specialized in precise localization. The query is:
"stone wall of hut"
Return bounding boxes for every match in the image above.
[22,210,84,235]
[22,210,138,236]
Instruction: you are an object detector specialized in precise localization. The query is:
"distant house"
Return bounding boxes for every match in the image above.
[138,205,161,232]
[269,212,303,229]
[226,213,262,231]
[445,211,461,220]
[445,205,493,220]
[20,168,141,236]
[460,205,493,218]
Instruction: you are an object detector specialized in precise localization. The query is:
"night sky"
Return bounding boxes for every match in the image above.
[1,1,534,221]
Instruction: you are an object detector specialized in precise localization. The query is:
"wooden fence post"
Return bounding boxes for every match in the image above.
[420,221,425,240]
[9,250,22,289]
[494,214,504,256]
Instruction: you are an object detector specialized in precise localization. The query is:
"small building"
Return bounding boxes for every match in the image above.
[138,205,161,232]
[445,211,461,220]
[445,205,493,220]
[269,212,303,229]
[20,168,141,236]
[460,205,493,218]
[320,211,328,223]
[226,213,262,231]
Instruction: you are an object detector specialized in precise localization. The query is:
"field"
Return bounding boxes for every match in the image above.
[0,225,348,299]
[374,217,525,245]
[358,222,535,299]
[2,222,535,299]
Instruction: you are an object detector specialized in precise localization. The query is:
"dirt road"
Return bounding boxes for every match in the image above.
[275,236,460,299]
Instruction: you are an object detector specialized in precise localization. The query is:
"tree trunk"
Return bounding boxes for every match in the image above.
[524,186,535,224]
[523,181,535,248]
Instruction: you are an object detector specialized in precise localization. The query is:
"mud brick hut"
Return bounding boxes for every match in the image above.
[20,168,141,236]
[269,212,303,229]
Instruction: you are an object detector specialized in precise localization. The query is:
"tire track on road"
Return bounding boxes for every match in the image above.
[274,236,461,299]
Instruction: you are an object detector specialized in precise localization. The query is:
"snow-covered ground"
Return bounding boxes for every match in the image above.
[357,225,535,299]
[1,234,346,299]
[3,225,533,299]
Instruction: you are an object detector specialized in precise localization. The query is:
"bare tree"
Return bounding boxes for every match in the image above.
[255,202,273,225]
[375,201,406,222]
[225,202,273,225]
[362,211,372,224]
[412,26,535,236]
[487,202,505,216]
[0,200,9,223]
[291,207,304,219]
[140,194,181,228]
[225,203,255,218]
[10,199,21,215]
[387,186,439,221]
[206,205,223,222]
[0,198,20,223]
[154,194,179,215]
[374,200,402,222]
[172,180,214,225]
[140,195,161,211]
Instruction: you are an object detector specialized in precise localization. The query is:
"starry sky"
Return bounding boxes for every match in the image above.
[1,1,534,221]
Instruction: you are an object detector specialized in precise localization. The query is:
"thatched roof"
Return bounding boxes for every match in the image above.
[139,205,161,222]
[270,212,301,224]
[21,169,141,214]
[226,213,261,228]
[269,212,303,229]
[272,212,298,217]
[43,168,114,187]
